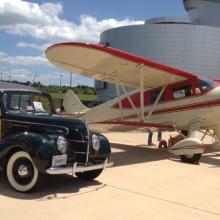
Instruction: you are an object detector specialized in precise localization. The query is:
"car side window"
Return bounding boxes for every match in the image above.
[3,93,32,111]
[4,94,20,110]
[20,94,32,110]
[32,95,52,113]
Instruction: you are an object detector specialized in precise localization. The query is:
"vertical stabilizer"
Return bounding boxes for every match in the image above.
[63,90,89,113]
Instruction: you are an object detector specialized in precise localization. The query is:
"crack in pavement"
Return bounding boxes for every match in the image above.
[37,181,220,217]
[106,184,220,217]
[37,184,107,201]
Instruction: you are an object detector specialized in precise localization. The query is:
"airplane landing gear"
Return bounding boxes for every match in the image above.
[180,153,201,164]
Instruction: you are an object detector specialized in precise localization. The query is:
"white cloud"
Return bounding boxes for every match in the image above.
[0,50,49,66]
[0,67,63,84]
[36,72,93,87]
[0,0,143,43]
[0,67,33,81]
[16,42,52,51]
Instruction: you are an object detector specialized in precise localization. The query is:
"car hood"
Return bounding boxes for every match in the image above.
[3,112,87,136]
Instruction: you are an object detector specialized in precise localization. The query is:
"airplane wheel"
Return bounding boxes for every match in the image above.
[180,153,201,163]
[75,169,103,180]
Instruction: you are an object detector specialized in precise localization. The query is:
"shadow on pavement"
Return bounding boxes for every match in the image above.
[110,142,220,168]
[0,173,104,200]
[201,148,220,167]
[1,143,220,199]
[110,143,174,167]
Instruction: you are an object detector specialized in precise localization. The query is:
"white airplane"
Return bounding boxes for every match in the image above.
[46,42,220,163]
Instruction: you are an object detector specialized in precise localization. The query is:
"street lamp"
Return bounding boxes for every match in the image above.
[59,74,63,89]
[0,73,3,81]
[69,72,72,88]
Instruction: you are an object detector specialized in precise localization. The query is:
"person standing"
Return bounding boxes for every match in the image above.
[157,129,162,141]
[147,128,153,146]
[147,128,162,146]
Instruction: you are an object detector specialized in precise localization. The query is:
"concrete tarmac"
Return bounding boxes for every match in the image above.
[1,132,220,220]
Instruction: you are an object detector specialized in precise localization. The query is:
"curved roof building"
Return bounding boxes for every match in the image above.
[184,0,220,11]
[95,1,220,102]
[184,0,220,26]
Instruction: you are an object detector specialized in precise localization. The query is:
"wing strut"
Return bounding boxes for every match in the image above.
[139,64,144,122]
[145,86,166,121]
[120,84,142,121]
[115,77,124,119]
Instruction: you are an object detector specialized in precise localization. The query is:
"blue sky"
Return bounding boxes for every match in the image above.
[0,0,187,86]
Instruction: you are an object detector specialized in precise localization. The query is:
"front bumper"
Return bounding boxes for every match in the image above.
[46,159,113,175]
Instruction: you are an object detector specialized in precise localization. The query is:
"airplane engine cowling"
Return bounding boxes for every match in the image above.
[168,138,205,156]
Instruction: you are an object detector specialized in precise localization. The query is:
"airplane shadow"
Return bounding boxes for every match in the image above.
[110,143,174,167]
[110,142,220,168]
[0,173,104,200]
[200,148,220,167]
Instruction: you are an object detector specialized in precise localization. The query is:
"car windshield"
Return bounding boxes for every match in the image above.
[3,92,53,113]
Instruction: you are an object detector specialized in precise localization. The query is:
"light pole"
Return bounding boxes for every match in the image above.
[69,72,72,88]
[59,74,63,90]
[0,73,3,81]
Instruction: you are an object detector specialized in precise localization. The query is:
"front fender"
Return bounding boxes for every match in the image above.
[89,132,111,160]
[0,132,59,173]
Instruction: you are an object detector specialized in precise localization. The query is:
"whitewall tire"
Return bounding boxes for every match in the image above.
[6,151,40,192]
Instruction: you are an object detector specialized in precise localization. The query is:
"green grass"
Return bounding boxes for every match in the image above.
[50,93,97,101]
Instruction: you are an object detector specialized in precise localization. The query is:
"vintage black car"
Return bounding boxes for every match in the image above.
[0,82,113,192]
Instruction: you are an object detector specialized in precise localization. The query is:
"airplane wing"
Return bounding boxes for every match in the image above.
[46,42,197,89]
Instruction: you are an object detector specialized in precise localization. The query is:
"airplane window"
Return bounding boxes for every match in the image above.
[199,79,215,90]
[173,86,192,99]
[150,90,164,103]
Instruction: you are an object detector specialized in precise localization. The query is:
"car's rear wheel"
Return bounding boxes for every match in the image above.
[75,169,103,180]
[6,151,41,192]
[180,153,201,163]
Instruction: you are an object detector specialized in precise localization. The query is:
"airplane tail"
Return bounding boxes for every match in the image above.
[63,90,89,113]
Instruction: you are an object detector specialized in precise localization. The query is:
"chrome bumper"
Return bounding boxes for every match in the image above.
[46,159,114,175]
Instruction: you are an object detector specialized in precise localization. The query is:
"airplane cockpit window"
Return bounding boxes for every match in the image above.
[150,90,164,103]
[173,85,192,99]
[199,79,215,91]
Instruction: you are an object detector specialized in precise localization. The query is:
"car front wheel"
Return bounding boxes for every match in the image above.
[6,151,41,192]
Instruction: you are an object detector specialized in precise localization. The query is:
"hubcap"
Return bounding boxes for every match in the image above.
[17,164,28,176]
[12,157,34,185]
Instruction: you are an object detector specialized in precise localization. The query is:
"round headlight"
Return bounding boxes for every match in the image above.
[57,136,68,154]
[92,134,100,151]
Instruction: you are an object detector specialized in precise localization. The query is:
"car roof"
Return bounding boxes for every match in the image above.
[0,82,43,93]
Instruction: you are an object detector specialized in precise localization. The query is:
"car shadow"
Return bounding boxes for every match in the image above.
[0,173,104,200]
[0,143,173,199]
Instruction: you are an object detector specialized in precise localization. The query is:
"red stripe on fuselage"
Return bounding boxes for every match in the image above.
[151,99,220,115]
[106,98,220,122]
[90,120,173,129]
